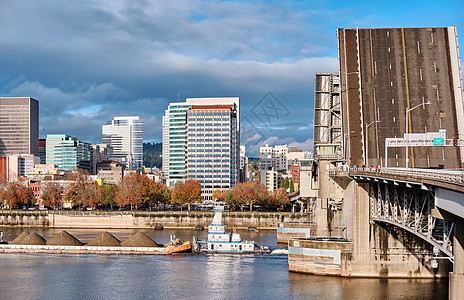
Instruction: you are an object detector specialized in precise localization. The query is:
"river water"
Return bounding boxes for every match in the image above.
[0,228,448,299]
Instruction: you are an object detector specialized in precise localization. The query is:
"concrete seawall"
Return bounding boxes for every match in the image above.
[0,211,308,229]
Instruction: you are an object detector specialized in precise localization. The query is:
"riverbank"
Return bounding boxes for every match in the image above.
[0,210,310,229]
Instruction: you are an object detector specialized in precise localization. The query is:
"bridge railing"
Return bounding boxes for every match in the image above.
[349,167,464,185]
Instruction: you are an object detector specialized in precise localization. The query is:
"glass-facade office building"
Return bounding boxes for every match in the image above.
[46,134,91,172]
[102,116,143,171]
[186,105,238,200]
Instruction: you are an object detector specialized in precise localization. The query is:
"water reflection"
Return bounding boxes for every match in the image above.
[0,227,448,300]
[287,272,448,300]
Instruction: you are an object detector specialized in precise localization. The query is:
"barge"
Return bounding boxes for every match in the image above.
[0,231,191,255]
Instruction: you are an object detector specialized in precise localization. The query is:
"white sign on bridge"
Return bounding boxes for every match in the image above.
[384,130,463,167]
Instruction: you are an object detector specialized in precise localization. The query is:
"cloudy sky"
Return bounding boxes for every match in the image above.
[1,0,463,156]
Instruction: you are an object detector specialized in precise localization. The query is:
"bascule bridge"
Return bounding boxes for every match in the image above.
[287,26,464,299]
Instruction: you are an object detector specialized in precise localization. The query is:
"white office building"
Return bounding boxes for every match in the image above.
[259,144,288,171]
[102,116,143,172]
[162,98,240,200]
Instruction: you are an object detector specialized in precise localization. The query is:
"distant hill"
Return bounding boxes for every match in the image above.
[143,142,162,168]
[249,157,259,170]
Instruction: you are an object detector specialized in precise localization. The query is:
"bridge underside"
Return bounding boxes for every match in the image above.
[370,181,454,259]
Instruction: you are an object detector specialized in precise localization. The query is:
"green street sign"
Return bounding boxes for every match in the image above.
[433,138,444,145]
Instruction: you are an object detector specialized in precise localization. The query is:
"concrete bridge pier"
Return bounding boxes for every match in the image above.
[352,182,370,262]
[450,219,464,300]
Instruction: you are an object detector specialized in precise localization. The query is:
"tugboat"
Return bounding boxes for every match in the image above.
[193,202,270,254]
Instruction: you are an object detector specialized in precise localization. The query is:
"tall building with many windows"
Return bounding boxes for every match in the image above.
[102,116,143,171]
[186,104,239,200]
[0,97,39,157]
[259,144,288,171]
[46,134,91,172]
[162,103,192,185]
[162,97,240,199]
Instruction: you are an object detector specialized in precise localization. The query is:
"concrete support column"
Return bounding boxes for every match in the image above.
[450,219,464,300]
[352,182,370,261]
[315,161,330,236]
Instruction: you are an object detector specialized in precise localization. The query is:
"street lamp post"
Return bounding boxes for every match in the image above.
[366,120,380,168]
[405,101,431,168]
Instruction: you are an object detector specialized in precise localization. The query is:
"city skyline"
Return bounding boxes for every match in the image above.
[1,1,463,156]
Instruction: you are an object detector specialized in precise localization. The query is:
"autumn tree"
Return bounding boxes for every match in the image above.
[1,182,35,209]
[232,182,269,211]
[115,173,143,210]
[80,182,99,208]
[269,188,289,209]
[142,178,170,210]
[171,180,202,211]
[98,184,117,210]
[212,189,221,201]
[41,181,62,209]
[64,169,96,206]
[217,189,234,208]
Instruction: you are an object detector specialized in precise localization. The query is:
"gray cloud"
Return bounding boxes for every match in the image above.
[0,0,354,149]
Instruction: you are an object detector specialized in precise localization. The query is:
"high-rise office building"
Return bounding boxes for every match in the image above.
[102,116,143,171]
[239,145,249,182]
[90,144,113,175]
[186,104,239,200]
[0,97,39,157]
[259,144,288,171]
[162,97,240,199]
[338,26,464,168]
[38,139,46,164]
[46,134,91,172]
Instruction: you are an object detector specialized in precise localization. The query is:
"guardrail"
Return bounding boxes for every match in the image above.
[0,210,292,217]
[347,167,464,186]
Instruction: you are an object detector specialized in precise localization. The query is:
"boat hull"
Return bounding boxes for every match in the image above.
[0,241,192,255]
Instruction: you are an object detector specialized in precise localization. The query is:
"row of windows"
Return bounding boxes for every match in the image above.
[188,159,230,162]
[188,112,230,117]
[189,149,230,153]
[188,175,231,178]
[188,133,231,137]
[188,123,230,127]
[188,118,230,122]
[188,165,230,169]
[188,128,230,132]
[189,154,232,158]
[188,144,230,148]
[188,138,230,142]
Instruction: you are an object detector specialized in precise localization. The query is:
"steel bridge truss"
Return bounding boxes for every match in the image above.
[371,182,454,259]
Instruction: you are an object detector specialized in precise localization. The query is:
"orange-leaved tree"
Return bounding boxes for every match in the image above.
[64,169,97,207]
[269,188,289,209]
[171,180,201,211]
[142,177,171,210]
[115,173,143,210]
[1,182,35,209]
[232,182,269,211]
[41,181,62,209]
